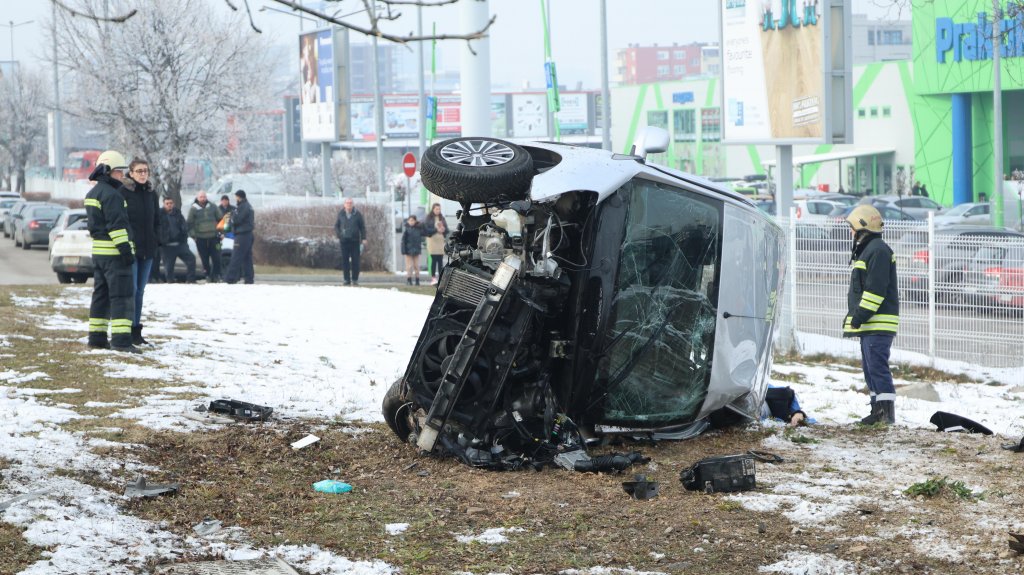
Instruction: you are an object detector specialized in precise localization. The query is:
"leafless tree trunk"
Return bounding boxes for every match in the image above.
[51,0,277,207]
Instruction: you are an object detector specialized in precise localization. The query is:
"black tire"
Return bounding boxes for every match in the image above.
[73,274,90,284]
[56,272,72,284]
[13,232,21,247]
[420,137,534,204]
[382,378,413,442]
[21,237,31,250]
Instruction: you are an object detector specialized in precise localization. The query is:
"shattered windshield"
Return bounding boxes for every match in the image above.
[598,178,722,426]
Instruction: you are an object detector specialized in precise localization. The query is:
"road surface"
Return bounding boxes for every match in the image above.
[0,236,57,285]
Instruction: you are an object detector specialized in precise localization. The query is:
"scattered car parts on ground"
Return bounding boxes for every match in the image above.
[383,130,785,472]
[680,454,757,493]
[124,476,180,498]
[929,411,994,435]
[208,399,273,422]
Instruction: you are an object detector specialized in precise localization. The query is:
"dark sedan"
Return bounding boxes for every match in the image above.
[14,204,67,249]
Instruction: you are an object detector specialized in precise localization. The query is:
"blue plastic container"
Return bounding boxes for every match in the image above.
[313,480,353,494]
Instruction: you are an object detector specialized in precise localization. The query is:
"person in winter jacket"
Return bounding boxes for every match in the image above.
[158,197,197,283]
[401,215,425,286]
[119,158,160,345]
[843,204,900,426]
[188,191,223,282]
[84,150,138,352]
[333,198,367,286]
[224,190,255,284]
[424,203,448,285]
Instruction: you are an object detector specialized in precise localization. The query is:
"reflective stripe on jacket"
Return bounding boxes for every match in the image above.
[843,233,899,337]
[85,176,135,257]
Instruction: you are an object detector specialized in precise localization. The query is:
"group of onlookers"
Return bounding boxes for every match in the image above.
[84,149,256,353]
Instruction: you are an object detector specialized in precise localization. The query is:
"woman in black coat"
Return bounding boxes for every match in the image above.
[118,158,160,345]
[400,215,425,286]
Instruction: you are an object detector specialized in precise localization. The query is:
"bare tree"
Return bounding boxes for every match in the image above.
[51,0,277,207]
[0,72,49,193]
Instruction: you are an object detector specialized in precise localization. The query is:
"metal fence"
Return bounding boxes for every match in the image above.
[782,213,1024,368]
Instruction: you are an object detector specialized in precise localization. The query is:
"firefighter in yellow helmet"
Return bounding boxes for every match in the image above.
[84,150,139,353]
[843,204,899,425]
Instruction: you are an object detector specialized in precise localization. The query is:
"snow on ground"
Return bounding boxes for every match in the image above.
[2,285,1023,574]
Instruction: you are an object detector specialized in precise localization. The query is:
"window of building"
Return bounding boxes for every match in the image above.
[867,30,875,45]
[657,65,670,76]
[704,49,719,58]
[647,110,669,131]
[657,50,669,60]
[692,58,700,67]
[674,50,685,59]
[881,30,903,45]
[882,106,891,118]
[701,107,721,141]
[673,109,697,142]
[870,107,878,118]
[673,65,685,75]
[858,108,866,118]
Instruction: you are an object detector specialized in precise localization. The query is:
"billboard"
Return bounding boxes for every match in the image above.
[720,0,850,144]
[557,93,589,135]
[299,28,349,142]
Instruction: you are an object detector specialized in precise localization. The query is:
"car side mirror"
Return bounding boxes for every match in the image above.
[630,126,670,161]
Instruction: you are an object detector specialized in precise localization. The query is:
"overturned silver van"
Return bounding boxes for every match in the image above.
[383,129,785,472]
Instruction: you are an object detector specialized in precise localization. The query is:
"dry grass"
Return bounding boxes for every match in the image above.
[2,285,1022,575]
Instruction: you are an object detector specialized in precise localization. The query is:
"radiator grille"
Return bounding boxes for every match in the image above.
[443,268,491,306]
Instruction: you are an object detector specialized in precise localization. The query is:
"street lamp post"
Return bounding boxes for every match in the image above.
[4,20,33,64]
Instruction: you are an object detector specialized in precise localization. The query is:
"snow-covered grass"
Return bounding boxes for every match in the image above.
[1,284,1023,575]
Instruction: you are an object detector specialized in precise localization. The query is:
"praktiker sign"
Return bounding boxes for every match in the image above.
[936,11,1024,63]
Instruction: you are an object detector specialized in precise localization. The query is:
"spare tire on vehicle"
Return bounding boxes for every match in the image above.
[420,137,534,204]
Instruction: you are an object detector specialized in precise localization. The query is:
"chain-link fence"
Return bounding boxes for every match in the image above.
[782,212,1024,368]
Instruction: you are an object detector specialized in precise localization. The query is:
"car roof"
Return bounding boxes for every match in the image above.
[932,223,1023,235]
[521,141,759,212]
[0,191,21,198]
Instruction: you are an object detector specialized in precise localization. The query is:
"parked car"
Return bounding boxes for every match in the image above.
[49,208,88,248]
[892,225,1024,304]
[4,200,44,240]
[0,194,21,223]
[382,130,785,472]
[962,240,1024,310]
[933,202,991,226]
[14,204,67,249]
[826,204,916,240]
[49,218,94,283]
[794,198,846,223]
[861,195,944,220]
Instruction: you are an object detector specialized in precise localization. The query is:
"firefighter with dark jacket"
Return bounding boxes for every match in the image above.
[843,204,899,425]
[84,150,138,353]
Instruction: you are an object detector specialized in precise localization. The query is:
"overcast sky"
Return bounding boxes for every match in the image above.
[2,0,909,90]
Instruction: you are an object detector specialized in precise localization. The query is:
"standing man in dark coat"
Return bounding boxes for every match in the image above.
[843,204,900,426]
[188,191,223,282]
[224,190,255,284]
[84,150,137,352]
[158,197,197,283]
[119,158,160,345]
[334,198,367,286]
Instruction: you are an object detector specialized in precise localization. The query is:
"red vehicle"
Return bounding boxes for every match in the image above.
[63,150,102,182]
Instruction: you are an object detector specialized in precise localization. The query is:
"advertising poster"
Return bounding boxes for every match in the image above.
[511,93,548,138]
[299,29,337,142]
[436,97,462,136]
[350,99,376,141]
[721,0,825,142]
[557,93,589,135]
[385,97,420,139]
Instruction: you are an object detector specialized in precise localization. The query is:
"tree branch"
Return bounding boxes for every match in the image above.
[51,0,137,22]
[270,0,495,46]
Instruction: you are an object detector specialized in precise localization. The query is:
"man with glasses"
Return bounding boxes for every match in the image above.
[84,150,139,353]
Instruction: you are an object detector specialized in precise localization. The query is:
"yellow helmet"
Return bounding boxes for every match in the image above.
[846,204,883,233]
[96,150,128,171]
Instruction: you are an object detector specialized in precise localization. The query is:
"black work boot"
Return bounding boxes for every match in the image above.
[111,334,141,354]
[131,324,149,346]
[858,402,880,425]
[407,277,412,285]
[415,277,420,286]
[878,401,895,425]
[87,332,110,350]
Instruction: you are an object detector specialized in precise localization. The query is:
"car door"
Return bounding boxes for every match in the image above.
[965,204,990,224]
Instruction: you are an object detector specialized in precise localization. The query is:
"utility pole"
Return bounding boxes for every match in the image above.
[599,0,611,151]
[52,4,62,184]
[992,0,1005,226]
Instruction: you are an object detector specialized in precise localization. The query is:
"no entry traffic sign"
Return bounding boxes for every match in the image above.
[402,152,417,178]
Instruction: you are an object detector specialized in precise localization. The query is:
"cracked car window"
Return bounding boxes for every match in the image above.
[599,178,722,426]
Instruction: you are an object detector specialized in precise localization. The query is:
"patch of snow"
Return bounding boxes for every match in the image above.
[10,387,79,396]
[559,569,668,575]
[0,371,51,384]
[83,401,125,408]
[758,552,856,574]
[384,523,409,535]
[269,544,398,574]
[456,527,526,544]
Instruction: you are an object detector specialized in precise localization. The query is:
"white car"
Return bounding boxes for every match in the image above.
[934,202,990,226]
[794,198,845,223]
[49,218,94,284]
